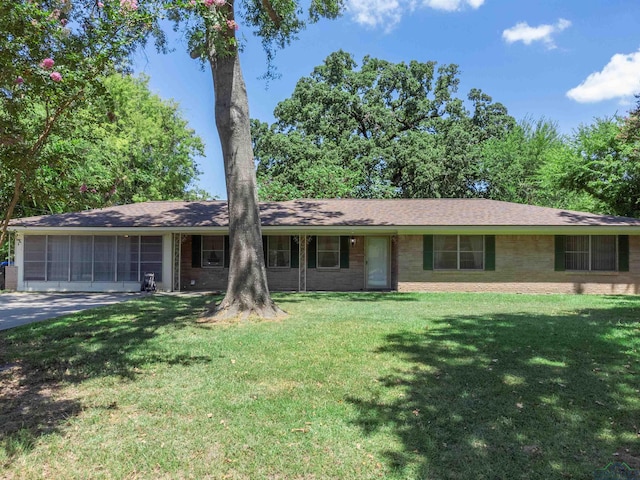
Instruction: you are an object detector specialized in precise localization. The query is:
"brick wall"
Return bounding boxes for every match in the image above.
[180,235,366,292]
[397,234,640,294]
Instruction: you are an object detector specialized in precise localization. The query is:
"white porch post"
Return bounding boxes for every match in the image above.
[162,233,172,292]
[298,234,307,292]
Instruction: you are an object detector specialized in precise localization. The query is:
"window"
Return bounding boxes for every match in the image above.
[317,236,340,269]
[268,236,290,268]
[202,235,224,268]
[565,235,617,271]
[434,235,484,270]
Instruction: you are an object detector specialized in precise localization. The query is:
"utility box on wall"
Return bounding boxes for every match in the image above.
[4,266,17,291]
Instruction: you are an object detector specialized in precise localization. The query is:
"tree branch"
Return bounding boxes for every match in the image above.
[261,0,282,27]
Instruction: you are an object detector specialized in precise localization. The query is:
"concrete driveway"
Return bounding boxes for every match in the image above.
[0,292,139,331]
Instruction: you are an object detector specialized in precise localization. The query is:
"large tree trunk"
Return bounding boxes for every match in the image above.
[203,34,285,320]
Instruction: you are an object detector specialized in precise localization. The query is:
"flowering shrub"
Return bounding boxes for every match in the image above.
[40,58,55,69]
[120,0,139,12]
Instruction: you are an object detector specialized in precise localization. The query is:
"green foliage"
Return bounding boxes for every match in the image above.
[252,51,516,200]
[541,116,640,217]
[0,0,166,247]
[3,73,205,218]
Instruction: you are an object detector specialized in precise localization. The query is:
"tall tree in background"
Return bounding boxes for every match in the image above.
[165,0,342,319]
[540,116,640,217]
[0,0,160,249]
[4,74,205,220]
[252,51,515,200]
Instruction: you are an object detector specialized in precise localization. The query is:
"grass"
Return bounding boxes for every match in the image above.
[1,292,639,479]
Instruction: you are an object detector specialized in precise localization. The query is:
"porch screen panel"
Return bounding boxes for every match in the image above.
[47,236,70,281]
[70,236,93,281]
[95,236,116,281]
[24,235,46,281]
[591,235,616,271]
[140,236,163,281]
[117,236,140,282]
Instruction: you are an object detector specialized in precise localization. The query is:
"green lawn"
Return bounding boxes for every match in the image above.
[1,292,639,479]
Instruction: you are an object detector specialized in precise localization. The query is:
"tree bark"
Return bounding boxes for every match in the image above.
[203,31,285,320]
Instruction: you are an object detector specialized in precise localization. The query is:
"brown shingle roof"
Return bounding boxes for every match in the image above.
[9,199,640,230]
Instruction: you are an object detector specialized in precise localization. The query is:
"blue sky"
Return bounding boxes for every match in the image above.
[134,0,640,199]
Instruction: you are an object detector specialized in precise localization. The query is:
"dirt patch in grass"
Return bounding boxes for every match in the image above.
[613,448,640,469]
[1,360,81,462]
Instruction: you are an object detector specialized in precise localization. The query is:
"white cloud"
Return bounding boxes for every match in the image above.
[347,0,483,31]
[502,18,571,49]
[348,0,403,31]
[567,49,640,103]
[423,0,484,11]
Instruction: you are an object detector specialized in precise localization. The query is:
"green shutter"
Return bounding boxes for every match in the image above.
[291,236,299,268]
[340,236,350,269]
[555,235,566,271]
[485,235,495,271]
[307,236,317,268]
[423,235,433,270]
[618,235,629,272]
[192,235,202,268]
[223,235,230,268]
[262,236,268,266]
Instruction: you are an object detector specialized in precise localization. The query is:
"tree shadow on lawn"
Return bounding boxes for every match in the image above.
[274,291,422,303]
[347,298,640,479]
[0,294,214,465]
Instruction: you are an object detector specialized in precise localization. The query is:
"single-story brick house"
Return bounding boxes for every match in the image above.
[7,198,640,294]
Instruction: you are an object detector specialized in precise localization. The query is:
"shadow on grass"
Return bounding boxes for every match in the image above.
[347,297,640,479]
[0,294,215,466]
[273,291,422,303]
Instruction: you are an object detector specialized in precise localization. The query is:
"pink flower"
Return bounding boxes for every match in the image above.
[91,188,97,193]
[213,0,225,5]
[120,0,138,11]
[98,1,104,7]
[60,18,68,26]
[40,58,55,70]
[189,0,196,5]
[79,184,88,193]
[212,23,222,31]
[226,19,238,30]
[203,0,214,5]
[50,71,62,82]
[15,76,24,85]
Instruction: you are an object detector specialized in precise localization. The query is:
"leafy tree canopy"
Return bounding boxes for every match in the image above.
[0,0,164,247]
[252,50,516,200]
[5,73,206,220]
[540,115,640,217]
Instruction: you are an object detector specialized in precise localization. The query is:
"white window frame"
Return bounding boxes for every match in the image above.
[434,235,485,271]
[316,236,340,270]
[268,235,291,268]
[202,235,225,269]
[565,235,617,272]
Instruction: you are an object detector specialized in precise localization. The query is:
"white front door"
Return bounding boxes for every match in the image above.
[366,237,390,289]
